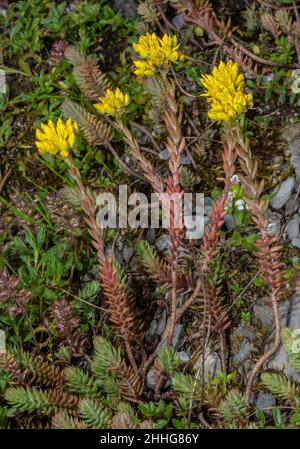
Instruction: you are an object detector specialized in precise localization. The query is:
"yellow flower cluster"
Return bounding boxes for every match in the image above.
[94,88,130,116]
[35,118,77,159]
[200,60,253,122]
[133,33,184,77]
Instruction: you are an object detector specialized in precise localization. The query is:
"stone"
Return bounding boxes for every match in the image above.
[286,294,300,329]
[268,345,300,383]
[224,214,239,232]
[292,238,300,249]
[233,339,250,364]
[292,256,300,265]
[146,369,157,390]
[122,244,134,264]
[233,324,256,341]
[255,392,276,413]
[285,194,299,216]
[172,324,185,350]
[287,214,300,239]
[193,349,221,382]
[113,0,137,18]
[291,154,300,180]
[289,136,300,153]
[159,149,170,160]
[81,267,99,282]
[282,123,300,143]
[156,310,167,336]
[266,220,281,235]
[270,177,295,209]
[156,234,170,252]
[172,13,185,29]
[177,351,190,364]
[147,320,158,338]
[253,300,274,327]
[266,295,300,382]
[181,154,192,165]
[185,215,204,239]
[146,228,155,245]
[254,300,289,327]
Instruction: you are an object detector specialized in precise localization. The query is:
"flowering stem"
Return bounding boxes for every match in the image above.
[230,125,283,405]
[65,156,140,375]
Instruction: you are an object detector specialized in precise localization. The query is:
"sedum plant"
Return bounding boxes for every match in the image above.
[0,22,292,429]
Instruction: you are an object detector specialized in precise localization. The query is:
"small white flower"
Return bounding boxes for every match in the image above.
[235,199,247,211]
[231,174,240,184]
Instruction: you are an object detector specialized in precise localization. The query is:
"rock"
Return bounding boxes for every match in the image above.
[113,0,137,18]
[268,345,300,383]
[203,197,214,227]
[285,194,299,216]
[122,244,134,264]
[177,351,190,364]
[233,324,256,341]
[255,392,276,413]
[266,295,300,382]
[286,294,300,329]
[287,214,300,239]
[292,238,300,249]
[253,301,274,327]
[146,228,156,245]
[147,320,158,338]
[282,123,300,143]
[156,310,167,336]
[289,136,300,153]
[234,339,250,364]
[291,154,300,180]
[156,234,170,252]
[270,177,295,209]
[193,349,221,382]
[292,256,300,265]
[266,211,281,236]
[172,324,185,350]
[185,214,204,239]
[282,125,300,179]
[172,13,185,29]
[81,267,99,283]
[266,220,281,235]
[224,214,239,232]
[204,197,214,213]
[181,154,191,165]
[253,300,288,327]
[159,149,170,160]
[146,369,157,390]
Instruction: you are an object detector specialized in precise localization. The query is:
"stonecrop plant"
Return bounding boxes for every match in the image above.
[35,118,78,159]
[93,88,130,117]
[133,32,184,76]
[200,61,253,122]
[0,2,297,430]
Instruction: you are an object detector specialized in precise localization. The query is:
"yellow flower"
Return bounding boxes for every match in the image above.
[35,118,77,159]
[133,33,183,76]
[133,60,156,77]
[94,88,130,116]
[159,34,181,63]
[200,60,253,122]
